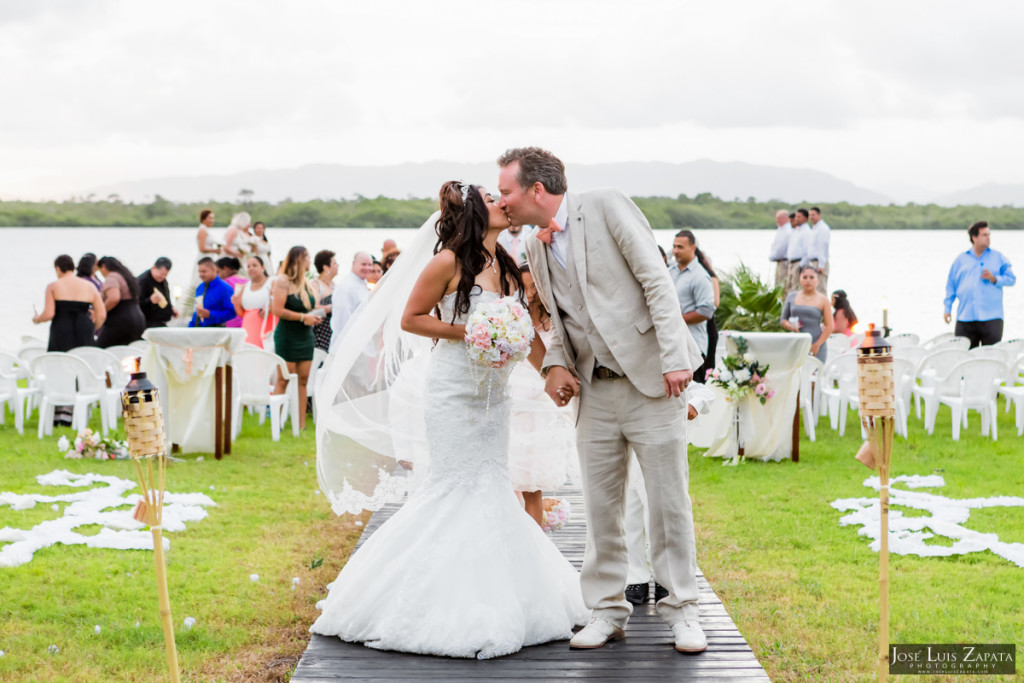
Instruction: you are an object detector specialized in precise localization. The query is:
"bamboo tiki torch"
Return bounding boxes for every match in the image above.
[854,324,895,682]
[121,358,180,683]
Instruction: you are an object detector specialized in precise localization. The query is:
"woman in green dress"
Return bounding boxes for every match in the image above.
[271,246,320,430]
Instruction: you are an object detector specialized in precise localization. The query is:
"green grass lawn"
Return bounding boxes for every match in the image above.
[1,399,1021,682]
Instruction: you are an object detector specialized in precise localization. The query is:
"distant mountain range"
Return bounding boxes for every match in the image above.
[6,160,1022,207]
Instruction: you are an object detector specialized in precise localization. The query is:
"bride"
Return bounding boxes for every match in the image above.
[311,181,588,659]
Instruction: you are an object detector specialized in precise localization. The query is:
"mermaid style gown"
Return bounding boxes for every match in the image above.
[311,290,588,659]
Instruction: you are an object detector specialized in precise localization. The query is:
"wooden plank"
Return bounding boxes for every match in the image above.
[292,486,771,682]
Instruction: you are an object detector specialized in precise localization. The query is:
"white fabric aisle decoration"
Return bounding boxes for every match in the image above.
[0,470,216,568]
[832,474,1024,568]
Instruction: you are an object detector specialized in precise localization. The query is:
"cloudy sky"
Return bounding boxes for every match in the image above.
[1,0,1022,200]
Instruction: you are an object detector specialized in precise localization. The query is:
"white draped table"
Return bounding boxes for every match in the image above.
[141,328,246,457]
[692,331,812,462]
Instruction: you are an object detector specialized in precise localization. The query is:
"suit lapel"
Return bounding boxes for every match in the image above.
[567,193,587,288]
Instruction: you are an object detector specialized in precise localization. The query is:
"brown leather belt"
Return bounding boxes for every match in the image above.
[594,366,624,380]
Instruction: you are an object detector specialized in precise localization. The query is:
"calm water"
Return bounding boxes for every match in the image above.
[4,226,1022,350]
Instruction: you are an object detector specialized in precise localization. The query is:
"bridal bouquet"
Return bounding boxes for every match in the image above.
[59,429,129,461]
[705,334,774,404]
[464,296,535,369]
[541,497,571,533]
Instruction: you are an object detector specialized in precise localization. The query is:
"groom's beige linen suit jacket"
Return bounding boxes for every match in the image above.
[524,189,698,393]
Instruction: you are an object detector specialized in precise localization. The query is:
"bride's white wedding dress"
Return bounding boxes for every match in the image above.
[311,289,588,659]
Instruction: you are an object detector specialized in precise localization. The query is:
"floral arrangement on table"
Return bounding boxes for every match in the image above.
[541,497,571,533]
[464,296,535,369]
[58,429,129,460]
[705,335,775,404]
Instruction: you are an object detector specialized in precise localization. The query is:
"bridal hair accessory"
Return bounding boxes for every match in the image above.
[460,182,471,203]
[535,217,563,245]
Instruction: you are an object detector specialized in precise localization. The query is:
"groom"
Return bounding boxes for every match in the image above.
[497,147,707,653]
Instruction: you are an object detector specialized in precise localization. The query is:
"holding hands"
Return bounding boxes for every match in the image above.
[545,366,579,407]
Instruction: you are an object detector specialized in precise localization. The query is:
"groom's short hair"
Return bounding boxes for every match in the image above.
[498,147,567,195]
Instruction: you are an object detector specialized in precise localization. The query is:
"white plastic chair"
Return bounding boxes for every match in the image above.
[104,345,143,364]
[912,349,970,418]
[920,358,1007,441]
[69,347,128,431]
[31,353,109,437]
[885,333,920,348]
[0,350,40,432]
[308,348,329,422]
[994,338,1024,358]
[997,356,1024,437]
[890,357,916,438]
[16,347,47,414]
[921,332,958,349]
[968,346,1010,366]
[819,353,860,436]
[231,348,298,441]
[826,333,856,358]
[893,345,927,372]
[19,336,46,349]
[928,337,971,352]
[799,356,824,441]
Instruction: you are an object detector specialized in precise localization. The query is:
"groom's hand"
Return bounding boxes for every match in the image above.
[545,366,579,406]
[663,370,692,398]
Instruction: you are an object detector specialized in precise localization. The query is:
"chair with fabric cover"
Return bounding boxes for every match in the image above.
[799,356,824,441]
[885,333,920,348]
[231,348,298,441]
[31,353,109,438]
[920,358,1007,441]
[69,347,128,431]
[911,348,970,419]
[128,339,150,351]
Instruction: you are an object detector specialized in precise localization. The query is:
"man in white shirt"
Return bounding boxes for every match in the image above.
[496,224,534,265]
[329,252,373,350]
[808,207,831,294]
[768,210,792,289]
[785,209,811,295]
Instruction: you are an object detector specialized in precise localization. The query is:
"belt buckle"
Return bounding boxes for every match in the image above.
[595,366,620,380]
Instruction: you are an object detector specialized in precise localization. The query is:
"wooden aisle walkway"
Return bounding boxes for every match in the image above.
[292,489,770,682]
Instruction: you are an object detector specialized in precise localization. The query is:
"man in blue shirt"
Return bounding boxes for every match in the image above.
[943,221,1016,348]
[189,257,236,327]
[669,229,716,382]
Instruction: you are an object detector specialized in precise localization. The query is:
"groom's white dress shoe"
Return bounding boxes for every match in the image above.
[671,619,707,653]
[569,618,625,649]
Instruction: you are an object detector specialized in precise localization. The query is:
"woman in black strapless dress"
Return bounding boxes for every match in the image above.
[33,255,106,351]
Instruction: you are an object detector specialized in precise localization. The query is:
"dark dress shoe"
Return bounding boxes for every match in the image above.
[653,583,669,602]
[625,583,650,605]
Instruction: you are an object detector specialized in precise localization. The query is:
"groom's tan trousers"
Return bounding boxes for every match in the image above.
[576,375,699,629]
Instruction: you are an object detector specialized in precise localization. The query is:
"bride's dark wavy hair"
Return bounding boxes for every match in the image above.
[435,181,525,323]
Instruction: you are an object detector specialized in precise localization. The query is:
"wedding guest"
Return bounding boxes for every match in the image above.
[189,257,235,328]
[215,256,247,328]
[76,253,102,290]
[233,256,274,347]
[381,238,398,259]
[497,223,533,264]
[943,220,1016,347]
[694,248,721,373]
[670,230,715,383]
[182,208,222,322]
[368,260,383,286]
[781,267,833,361]
[221,212,252,259]
[381,250,400,273]
[509,262,576,528]
[252,221,272,267]
[785,209,812,295]
[768,209,792,289]
[137,257,176,329]
[271,246,318,430]
[329,252,372,349]
[808,207,831,294]
[312,249,338,351]
[832,290,858,337]
[33,254,105,351]
[96,256,146,348]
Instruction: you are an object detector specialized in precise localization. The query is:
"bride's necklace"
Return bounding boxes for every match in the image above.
[485,255,498,274]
